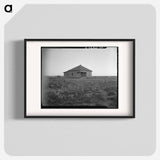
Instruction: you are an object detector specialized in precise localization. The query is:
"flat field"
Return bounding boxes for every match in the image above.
[42,76,118,108]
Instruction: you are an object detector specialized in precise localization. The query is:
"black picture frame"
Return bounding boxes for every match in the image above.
[24,39,135,118]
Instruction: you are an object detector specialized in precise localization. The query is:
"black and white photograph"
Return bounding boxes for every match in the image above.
[41,47,118,109]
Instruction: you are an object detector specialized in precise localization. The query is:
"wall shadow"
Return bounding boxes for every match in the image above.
[11,40,24,119]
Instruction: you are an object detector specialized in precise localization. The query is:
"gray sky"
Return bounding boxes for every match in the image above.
[42,47,117,76]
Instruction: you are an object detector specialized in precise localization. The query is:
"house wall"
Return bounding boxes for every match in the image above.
[64,71,92,77]
[64,71,81,77]
[87,72,92,77]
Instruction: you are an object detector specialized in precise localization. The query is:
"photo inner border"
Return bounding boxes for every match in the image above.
[41,46,119,109]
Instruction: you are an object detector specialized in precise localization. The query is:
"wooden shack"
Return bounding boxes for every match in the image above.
[64,65,92,78]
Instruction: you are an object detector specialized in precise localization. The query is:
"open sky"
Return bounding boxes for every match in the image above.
[42,47,117,76]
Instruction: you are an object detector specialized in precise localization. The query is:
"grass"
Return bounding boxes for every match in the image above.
[42,76,118,108]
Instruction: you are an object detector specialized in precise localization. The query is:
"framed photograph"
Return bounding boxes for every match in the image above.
[25,39,135,118]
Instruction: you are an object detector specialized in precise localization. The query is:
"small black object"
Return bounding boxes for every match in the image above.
[4,4,12,13]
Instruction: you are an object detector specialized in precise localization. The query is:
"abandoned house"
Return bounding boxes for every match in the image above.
[64,65,92,78]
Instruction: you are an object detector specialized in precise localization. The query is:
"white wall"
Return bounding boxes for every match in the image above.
[4,4,156,156]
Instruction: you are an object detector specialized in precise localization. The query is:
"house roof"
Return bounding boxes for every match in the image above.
[64,65,92,73]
